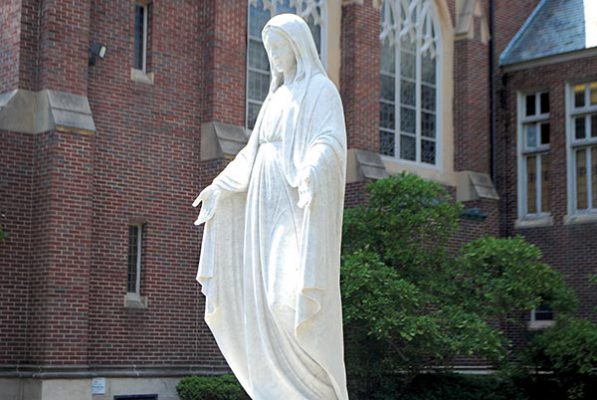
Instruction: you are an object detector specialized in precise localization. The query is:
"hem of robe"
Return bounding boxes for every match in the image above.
[197,191,348,400]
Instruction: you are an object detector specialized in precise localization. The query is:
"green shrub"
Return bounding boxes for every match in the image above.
[176,374,248,400]
[341,173,575,397]
[523,318,597,399]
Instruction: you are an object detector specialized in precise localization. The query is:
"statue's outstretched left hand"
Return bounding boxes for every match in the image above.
[192,185,221,225]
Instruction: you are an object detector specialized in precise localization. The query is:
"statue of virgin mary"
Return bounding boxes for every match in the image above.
[193,13,349,400]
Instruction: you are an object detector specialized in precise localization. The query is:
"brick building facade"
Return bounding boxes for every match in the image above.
[0,0,594,399]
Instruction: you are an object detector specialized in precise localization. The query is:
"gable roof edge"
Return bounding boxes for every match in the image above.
[499,0,549,66]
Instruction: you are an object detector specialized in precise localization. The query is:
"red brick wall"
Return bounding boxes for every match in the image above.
[340,0,380,152]
[200,0,247,126]
[0,130,34,364]
[38,0,91,95]
[0,0,22,92]
[84,0,226,366]
[454,38,491,173]
[497,56,597,321]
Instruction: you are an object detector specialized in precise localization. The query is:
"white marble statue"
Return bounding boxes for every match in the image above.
[193,13,348,400]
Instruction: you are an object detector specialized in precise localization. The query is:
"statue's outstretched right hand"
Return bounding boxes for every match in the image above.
[192,185,221,225]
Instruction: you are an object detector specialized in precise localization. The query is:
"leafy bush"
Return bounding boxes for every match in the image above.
[176,374,248,400]
[341,172,575,398]
[522,318,597,399]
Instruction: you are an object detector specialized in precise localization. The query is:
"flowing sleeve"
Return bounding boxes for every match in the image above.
[212,129,260,193]
[293,79,349,400]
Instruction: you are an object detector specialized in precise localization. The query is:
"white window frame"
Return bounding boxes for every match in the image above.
[245,0,327,130]
[379,0,443,170]
[528,304,555,330]
[566,80,597,217]
[516,91,551,221]
[134,2,149,73]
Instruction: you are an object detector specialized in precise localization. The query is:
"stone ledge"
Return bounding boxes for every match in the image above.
[200,121,249,161]
[124,293,148,310]
[527,320,555,331]
[131,68,155,85]
[515,215,554,229]
[456,170,499,202]
[0,89,95,134]
[563,213,597,226]
[346,148,388,183]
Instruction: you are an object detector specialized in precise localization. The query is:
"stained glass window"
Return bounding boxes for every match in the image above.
[379,0,440,166]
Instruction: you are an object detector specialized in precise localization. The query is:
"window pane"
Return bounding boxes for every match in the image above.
[421,84,435,111]
[541,154,550,212]
[526,155,537,214]
[127,226,139,293]
[380,102,395,130]
[134,5,145,70]
[401,80,416,106]
[305,14,322,53]
[576,149,588,210]
[421,140,435,164]
[535,304,554,321]
[400,107,415,133]
[380,74,395,100]
[400,51,415,79]
[400,134,416,161]
[575,117,586,140]
[247,102,261,130]
[526,94,536,116]
[248,70,269,102]
[422,53,436,84]
[540,123,550,145]
[525,124,538,148]
[540,92,549,114]
[592,115,597,138]
[380,130,395,157]
[593,147,597,209]
[249,0,270,38]
[422,112,435,138]
[248,39,269,71]
[380,42,395,74]
[590,82,597,106]
[401,34,415,52]
[574,84,585,108]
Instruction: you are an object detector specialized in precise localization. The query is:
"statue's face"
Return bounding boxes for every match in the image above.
[264,30,296,75]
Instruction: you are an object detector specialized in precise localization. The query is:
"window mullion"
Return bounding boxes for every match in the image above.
[536,153,542,213]
[415,14,422,163]
[588,147,593,209]
[395,42,400,158]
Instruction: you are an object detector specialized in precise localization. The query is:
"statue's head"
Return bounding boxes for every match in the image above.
[262,13,326,90]
[263,28,296,76]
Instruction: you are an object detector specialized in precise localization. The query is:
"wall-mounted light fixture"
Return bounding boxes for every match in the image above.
[89,43,107,66]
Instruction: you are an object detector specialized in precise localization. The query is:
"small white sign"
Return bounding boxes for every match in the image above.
[91,377,106,395]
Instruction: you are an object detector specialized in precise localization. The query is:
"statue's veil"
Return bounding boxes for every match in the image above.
[262,13,327,95]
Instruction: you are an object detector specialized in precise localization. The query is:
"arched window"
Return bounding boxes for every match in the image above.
[379,0,440,166]
[246,0,325,130]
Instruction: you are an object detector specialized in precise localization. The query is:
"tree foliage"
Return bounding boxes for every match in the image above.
[341,173,576,397]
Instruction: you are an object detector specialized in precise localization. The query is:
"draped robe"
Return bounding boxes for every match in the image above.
[196,71,348,400]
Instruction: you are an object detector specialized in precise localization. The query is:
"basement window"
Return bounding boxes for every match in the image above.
[114,395,158,400]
